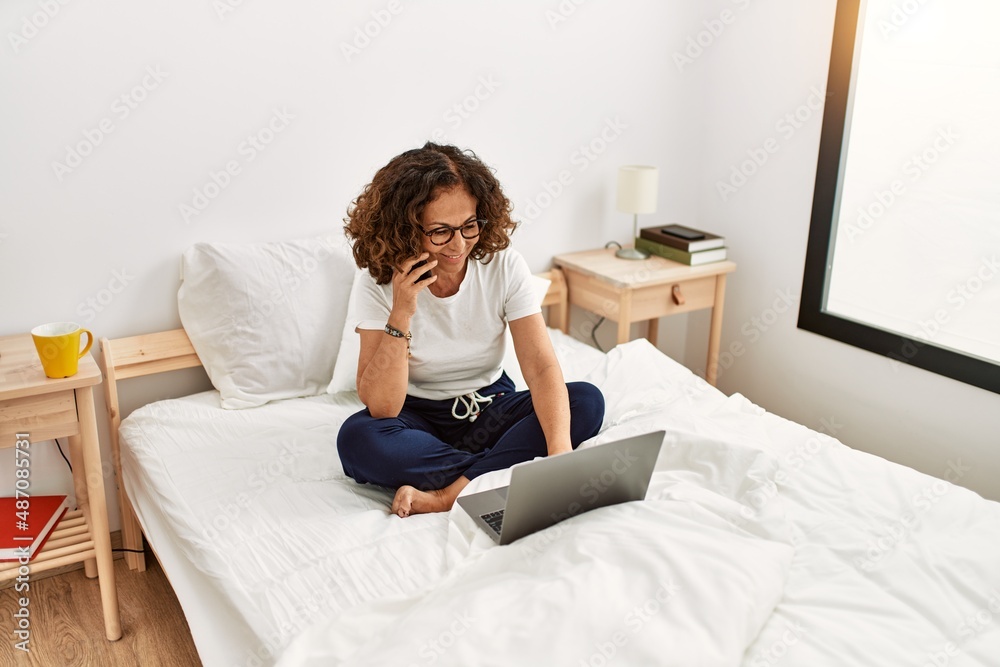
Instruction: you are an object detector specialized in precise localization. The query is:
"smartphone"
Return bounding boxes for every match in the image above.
[409,259,433,283]
[661,225,706,240]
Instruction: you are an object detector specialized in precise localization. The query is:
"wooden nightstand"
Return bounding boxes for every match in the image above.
[553,248,736,385]
[0,334,122,641]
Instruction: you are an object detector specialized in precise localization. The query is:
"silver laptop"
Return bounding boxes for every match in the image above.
[456,430,664,545]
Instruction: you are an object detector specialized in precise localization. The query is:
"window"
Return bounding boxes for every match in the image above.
[799,0,1000,394]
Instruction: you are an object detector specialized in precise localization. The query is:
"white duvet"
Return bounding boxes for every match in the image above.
[279,432,795,666]
[120,335,1000,666]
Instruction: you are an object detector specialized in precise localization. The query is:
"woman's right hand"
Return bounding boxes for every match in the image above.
[389,253,438,322]
[358,253,437,418]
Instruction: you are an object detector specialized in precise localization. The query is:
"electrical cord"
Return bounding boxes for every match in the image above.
[52,438,144,555]
[581,241,624,352]
[590,317,606,353]
[570,241,625,353]
[55,439,140,555]
[55,437,73,472]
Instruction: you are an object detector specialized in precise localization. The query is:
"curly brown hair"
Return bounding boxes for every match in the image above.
[344,142,517,284]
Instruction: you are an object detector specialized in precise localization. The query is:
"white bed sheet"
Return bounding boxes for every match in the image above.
[119,328,606,665]
[120,333,1000,666]
[121,448,262,666]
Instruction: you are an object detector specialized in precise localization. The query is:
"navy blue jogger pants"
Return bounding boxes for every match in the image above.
[337,372,605,491]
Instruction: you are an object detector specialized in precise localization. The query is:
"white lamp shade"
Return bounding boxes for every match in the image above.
[616,165,659,214]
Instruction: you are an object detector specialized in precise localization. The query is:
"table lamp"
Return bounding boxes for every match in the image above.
[615,165,658,260]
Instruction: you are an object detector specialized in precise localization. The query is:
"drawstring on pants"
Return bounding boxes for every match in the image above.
[450,391,497,422]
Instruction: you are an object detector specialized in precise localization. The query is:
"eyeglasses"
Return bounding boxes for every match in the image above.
[422,219,487,246]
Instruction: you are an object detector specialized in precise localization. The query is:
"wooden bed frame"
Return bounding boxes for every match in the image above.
[99,269,568,571]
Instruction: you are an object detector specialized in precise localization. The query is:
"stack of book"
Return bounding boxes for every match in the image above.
[636,225,727,266]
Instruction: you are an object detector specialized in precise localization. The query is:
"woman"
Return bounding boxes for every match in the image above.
[337,142,605,517]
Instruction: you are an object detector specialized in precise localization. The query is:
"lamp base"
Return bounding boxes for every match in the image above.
[615,247,649,260]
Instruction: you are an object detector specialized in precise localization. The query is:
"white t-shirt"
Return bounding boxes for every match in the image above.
[354,249,539,400]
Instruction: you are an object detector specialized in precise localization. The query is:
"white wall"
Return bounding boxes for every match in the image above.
[3,0,996,534]
[0,0,702,528]
[683,0,1000,501]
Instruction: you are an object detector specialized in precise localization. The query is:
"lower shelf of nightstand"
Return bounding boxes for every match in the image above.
[0,509,97,579]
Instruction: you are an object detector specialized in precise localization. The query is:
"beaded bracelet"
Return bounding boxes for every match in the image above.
[383,323,412,356]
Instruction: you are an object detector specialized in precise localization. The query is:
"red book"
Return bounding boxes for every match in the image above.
[0,495,69,561]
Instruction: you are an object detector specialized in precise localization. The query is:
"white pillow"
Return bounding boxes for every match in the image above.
[326,270,372,395]
[178,234,358,409]
[327,273,551,394]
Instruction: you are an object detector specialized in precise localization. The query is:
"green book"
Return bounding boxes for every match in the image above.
[635,237,728,266]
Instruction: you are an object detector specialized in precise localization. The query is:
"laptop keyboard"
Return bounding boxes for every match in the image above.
[481,509,505,535]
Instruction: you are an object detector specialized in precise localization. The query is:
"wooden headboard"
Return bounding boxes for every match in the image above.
[100,268,568,571]
[537,268,568,333]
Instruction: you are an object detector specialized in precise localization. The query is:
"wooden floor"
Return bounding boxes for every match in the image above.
[0,556,201,667]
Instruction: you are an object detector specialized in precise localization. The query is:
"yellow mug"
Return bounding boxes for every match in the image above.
[30,322,94,379]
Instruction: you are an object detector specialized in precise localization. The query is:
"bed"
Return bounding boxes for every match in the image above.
[100,234,1000,666]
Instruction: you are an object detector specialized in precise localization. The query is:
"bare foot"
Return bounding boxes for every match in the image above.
[391,476,470,518]
[391,486,448,517]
